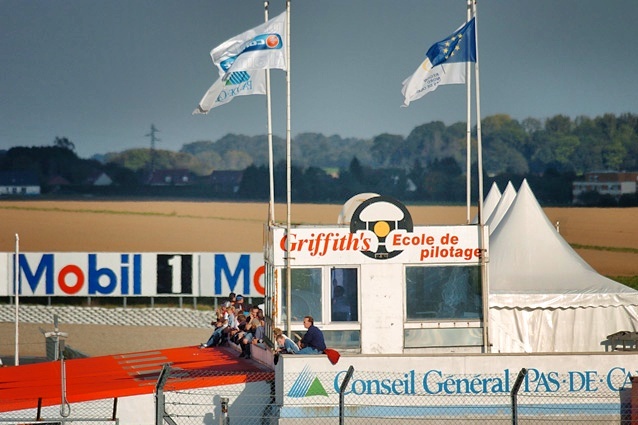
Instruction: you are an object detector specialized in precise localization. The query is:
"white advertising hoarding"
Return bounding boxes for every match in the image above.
[198,253,265,297]
[3,252,263,297]
[277,353,637,420]
[270,225,486,266]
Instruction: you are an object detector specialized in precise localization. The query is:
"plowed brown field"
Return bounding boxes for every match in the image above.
[0,200,636,276]
[1,200,637,360]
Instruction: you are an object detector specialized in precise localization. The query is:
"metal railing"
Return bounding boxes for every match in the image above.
[156,364,637,425]
[0,397,119,424]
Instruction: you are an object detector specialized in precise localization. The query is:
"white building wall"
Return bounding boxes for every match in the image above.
[0,185,40,195]
[620,181,637,195]
[360,263,404,354]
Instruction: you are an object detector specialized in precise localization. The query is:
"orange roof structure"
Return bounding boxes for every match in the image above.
[0,345,271,413]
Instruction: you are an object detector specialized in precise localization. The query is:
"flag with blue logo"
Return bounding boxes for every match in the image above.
[401,17,476,107]
[193,70,266,114]
[211,11,287,78]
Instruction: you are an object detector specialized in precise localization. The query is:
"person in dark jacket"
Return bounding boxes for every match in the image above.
[297,316,326,354]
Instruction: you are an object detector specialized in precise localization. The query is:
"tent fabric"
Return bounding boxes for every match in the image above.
[472,182,501,224]
[486,181,516,234]
[490,305,638,353]
[487,179,638,353]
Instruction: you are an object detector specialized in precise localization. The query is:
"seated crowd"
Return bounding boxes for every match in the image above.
[200,293,327,360]
[199,293,266,360]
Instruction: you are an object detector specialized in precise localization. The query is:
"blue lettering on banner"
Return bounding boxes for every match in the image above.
[214,253,251,295]
[330,367,637,397]
[335,370,416,395]
[606,367,633,391]
[20,254,55,294]
[523,368,560,393]
[18,253,142,296]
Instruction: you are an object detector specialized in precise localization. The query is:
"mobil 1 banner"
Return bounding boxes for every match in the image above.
[0,253,8,296]
[155,254,198,296]
[13,253,158,297]
[10,252,197,297]
[199,253,264,298]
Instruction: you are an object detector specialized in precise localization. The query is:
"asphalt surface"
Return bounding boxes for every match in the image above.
[0,304,217,364]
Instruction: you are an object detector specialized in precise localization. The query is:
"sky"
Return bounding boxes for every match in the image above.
[1,0,637,159]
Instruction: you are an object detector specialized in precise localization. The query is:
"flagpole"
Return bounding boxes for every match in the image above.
[265,1,275,225]
[285,0,292,337]
[471,0,490,353]
[14,233,20,366]
[473,4,484,224]
[465,0,472,224]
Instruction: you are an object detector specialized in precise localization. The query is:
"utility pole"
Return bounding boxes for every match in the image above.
[145,124,161,178]
[44,314,68,361]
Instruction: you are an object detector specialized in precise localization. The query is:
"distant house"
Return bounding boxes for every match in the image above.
[46,175,71,193]
[85,170,113,186]
[147,169,194,186]
[0,171,40,196]
[207,170,243,194]
[572,171,638,203]
[47,175,70,187]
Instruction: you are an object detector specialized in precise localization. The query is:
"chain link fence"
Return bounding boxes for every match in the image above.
[1,362,635,424]
[156,364,638,425]
[0,396,118,424]
[156,363,276,425]
[513,368,633,424]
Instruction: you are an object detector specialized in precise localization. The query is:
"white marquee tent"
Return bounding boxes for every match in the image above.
[487,179,638,353]
[472,182,501,224]
[486,181,516,234]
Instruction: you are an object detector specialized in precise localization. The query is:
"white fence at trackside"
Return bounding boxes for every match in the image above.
[18,352,637,425]
[273,353,638,425]
[0,252,264,298]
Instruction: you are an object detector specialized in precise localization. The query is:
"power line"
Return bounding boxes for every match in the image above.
[145,124,161,175]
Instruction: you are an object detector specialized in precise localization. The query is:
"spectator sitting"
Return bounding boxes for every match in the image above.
[297,316,326,355]
[234,295,245,316]
[221,306,237,344]
[273,327,298,354]
[215,304,229,322]
[229,314,247,345]
[239,317,263,359]
[200,318,228,348]
[275,334,299,354]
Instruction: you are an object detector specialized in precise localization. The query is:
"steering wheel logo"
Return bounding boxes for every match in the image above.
[349,195,413,260]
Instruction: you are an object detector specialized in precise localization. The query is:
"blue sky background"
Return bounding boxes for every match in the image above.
[1,0,637,158]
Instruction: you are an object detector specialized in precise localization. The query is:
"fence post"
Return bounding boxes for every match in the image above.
[511,368,527,425]
[220,396,229,425]
[111,397,118,422]
[155,363,177,425]
[338,366,355,425]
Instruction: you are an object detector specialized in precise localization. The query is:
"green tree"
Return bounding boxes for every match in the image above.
[405,121,464,169]
[370,133,406,168]
[481,115,529,174]
[238,165,269,199]
[53,136,76,152]
[222,150,253,170]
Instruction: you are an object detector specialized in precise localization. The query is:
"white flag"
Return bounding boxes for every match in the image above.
[211,11,287,78]
[193,70,266,114]
[402,18,476,107]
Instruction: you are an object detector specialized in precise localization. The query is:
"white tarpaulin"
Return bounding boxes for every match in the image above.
[487,179,638,352]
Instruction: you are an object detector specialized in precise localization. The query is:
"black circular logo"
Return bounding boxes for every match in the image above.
[349,195,413,260]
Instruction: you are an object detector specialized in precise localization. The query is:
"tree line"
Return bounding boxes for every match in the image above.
[1,113,637,206]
